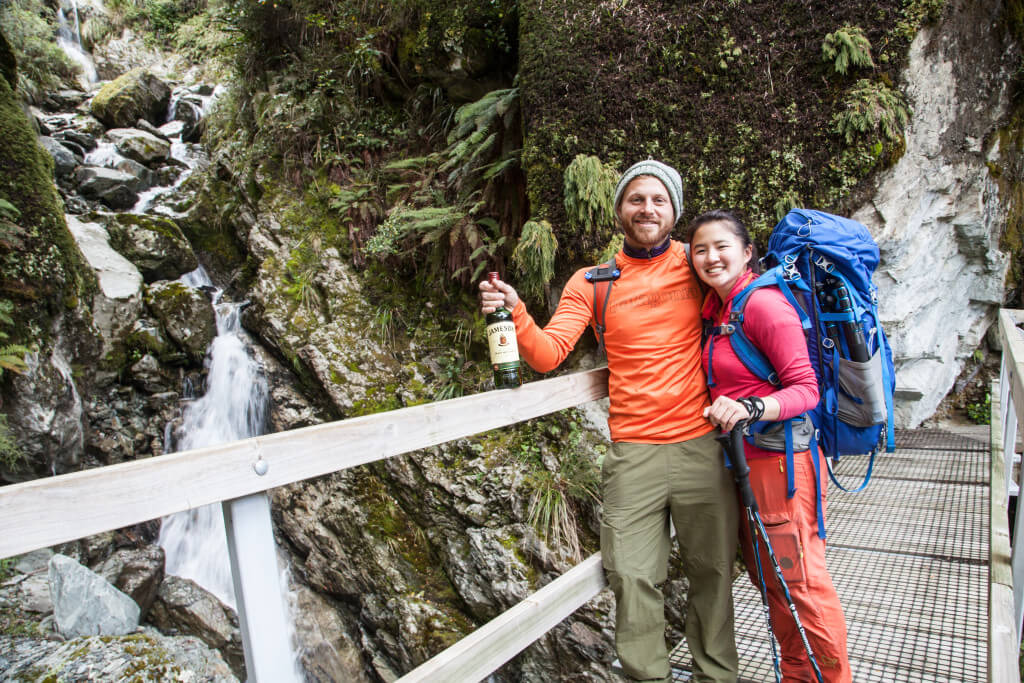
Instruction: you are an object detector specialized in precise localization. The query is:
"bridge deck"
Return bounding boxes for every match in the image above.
[668,428,990,682]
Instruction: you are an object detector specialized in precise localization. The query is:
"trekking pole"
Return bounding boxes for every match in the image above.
[717,423,825,683]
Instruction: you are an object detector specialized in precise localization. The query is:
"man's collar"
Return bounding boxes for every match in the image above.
[622,237,671,259]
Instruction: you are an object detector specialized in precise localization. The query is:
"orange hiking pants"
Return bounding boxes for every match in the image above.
[739,448,852,682]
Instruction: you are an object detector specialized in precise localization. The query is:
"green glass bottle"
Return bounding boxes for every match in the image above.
[485,272,524,389]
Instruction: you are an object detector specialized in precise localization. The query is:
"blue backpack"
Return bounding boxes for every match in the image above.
[709,209,896,537]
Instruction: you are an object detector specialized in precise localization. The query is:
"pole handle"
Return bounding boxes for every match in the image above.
[717,421,758,512]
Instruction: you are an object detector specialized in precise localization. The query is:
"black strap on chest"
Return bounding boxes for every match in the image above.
[584,257,620,356]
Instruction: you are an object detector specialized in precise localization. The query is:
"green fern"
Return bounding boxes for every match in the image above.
[832,79,910,145]
[441,86,521,200]
[512,220,558,301]
[822,26,874,75]
[563,154,619,244]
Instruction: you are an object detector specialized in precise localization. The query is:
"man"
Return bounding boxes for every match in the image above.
[479,160,739,681]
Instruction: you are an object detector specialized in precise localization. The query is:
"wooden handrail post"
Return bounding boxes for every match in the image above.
[223,492,297,682]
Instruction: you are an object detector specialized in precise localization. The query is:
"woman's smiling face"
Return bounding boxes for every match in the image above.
[690,219,753,299]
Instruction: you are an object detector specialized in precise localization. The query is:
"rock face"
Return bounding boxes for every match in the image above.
[853,1,1015,427]
[49,553,142,637]
[0,628,238,682]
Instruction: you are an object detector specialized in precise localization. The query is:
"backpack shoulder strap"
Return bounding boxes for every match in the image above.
[584,256,620,356]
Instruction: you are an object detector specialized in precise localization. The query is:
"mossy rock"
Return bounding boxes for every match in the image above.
[0,27,16,91]
[144,281,216,363]
[106,214,199,283]
[90,69,172,129]
[0,56,96,344]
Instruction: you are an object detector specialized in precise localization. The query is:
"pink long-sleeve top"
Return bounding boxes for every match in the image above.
[702,270,819,460]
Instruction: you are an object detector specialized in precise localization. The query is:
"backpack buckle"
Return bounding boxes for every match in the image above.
[814,254,834,272]
[584,267,620,282]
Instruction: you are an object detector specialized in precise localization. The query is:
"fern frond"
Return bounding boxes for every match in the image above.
[822,26,874,75]
[512,219,559,301]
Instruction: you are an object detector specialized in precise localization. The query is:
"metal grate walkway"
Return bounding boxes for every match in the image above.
[668,428,989,682]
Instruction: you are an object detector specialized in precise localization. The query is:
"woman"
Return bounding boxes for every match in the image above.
[688,209,852,682]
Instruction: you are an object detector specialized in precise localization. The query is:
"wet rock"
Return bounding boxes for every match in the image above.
[90,68,171,128]
[65,214,144,300]
[111,157,156,192]
[130,353,169,393]
[144,280,216,363]
[105,213,198,282]
[38,136,79,177]
[106,127,172,166]
[135,117,170,141]
[4,347,85,480]
[75,166,140,209]
[59,127,99,152]
[49,554,141,638]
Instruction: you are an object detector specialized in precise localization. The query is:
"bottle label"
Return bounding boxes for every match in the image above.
[486,321,520,365]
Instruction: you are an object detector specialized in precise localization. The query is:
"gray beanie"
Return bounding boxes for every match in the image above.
[613,160,684,225]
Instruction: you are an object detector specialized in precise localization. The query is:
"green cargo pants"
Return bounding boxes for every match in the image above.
[601,432,739,682]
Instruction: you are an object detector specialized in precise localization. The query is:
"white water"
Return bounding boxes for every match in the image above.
[156,269,303,680]
[157,267,268,607]
[55,0,98,87]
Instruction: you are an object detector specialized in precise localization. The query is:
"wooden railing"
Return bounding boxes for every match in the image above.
[992,309,1024,683]
[0,367,611,681]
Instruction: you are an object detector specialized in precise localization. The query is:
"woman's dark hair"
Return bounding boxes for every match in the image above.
[686,209,760,272]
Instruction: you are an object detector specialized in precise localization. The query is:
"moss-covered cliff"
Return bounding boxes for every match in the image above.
[519,0,927,251]
[0,27,95,345]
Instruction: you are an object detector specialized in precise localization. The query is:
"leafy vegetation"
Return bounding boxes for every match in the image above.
[822,26,874,75]
[511,414,601,562]
[832,79,911,145]
[0,0,80,102]
[562,154,619,255]
[511,219,557,301]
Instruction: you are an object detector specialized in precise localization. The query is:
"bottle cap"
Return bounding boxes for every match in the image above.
[488,271,499,283]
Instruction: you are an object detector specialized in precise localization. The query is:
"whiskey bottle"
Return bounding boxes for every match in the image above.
[485,272,524,389]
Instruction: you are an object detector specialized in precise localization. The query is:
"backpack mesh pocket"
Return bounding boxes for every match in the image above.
[836,350,887,427]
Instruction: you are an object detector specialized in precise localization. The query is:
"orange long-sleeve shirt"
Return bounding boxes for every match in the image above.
[511,241,714,443]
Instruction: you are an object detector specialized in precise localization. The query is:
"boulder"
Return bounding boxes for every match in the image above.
[96,546,166,618]
[106,127,171,166]
[90,68,170,128]
[144,280,216,362]
[105,213,198,282]
[148,575,244,676]
[37,136,78,177]
[65,214,144,300]
[48,553,141,637]
[74,166,139,209]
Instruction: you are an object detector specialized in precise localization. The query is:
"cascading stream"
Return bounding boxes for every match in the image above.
[55,0,98,86]
[157,267,268,608]
[156,269,302,680]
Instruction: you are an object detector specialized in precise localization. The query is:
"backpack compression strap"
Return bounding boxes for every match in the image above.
[584,257,620,356]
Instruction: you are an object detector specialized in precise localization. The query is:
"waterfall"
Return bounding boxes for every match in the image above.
[157,268,303,680]
[55,0,98,87]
